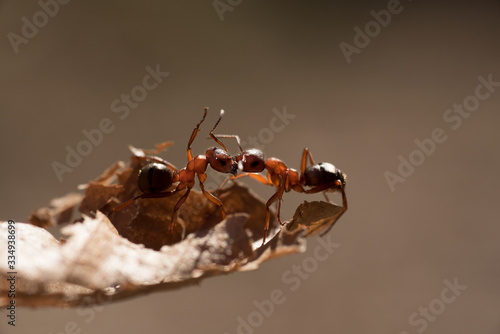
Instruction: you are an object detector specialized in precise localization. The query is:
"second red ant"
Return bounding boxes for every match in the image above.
[212,133,348,244]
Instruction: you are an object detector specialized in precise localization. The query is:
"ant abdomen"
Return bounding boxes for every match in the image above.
[304,162,346,189]
[137,163,175,194]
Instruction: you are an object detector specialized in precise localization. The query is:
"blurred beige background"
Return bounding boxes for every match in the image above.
[1,0,500,333]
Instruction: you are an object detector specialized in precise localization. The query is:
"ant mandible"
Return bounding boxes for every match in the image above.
[212,134,348,245]
[108,108,238,239]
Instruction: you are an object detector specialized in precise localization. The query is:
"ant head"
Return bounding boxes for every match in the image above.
[206,147,236,174]
[236,149,266,173]
[138,163,174,194]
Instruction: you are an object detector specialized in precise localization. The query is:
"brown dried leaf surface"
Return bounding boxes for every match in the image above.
[28,192,84,229]
[2,144,346,308]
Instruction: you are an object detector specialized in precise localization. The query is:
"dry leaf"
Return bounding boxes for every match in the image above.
[0,144,346,307]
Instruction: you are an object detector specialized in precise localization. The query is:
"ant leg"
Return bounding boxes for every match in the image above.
[210,134,243,153]
[232,172,288,244]
[303,181,341,195]
[170,187,191,236]
[199,182,226,219]
[276,173,291,226]
[231,172,283,244]
[208,109,244,152]
[319,184,348,237]
[133,155,178,172]
[108,188,180,216]
[304,180,347,216]
[300,148,316,174]
[187,107,209,161]
[231,173,273,185]
[302,181,348,236]
[213,175,231,195]
[207,110,231,152]
[108,185,192,240]
[262,183,285,245]
[107,194,143,216]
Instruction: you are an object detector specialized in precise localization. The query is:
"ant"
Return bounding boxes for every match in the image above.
[212,134,348,245]
[108,108,238,239]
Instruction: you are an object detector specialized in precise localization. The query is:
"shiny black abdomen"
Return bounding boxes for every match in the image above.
[138,163,174,193]
[304,162,340,186]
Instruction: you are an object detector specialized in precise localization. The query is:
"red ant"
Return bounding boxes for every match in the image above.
[213,134,348,244]
[108,108,238,238]
[110,108,347,246]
